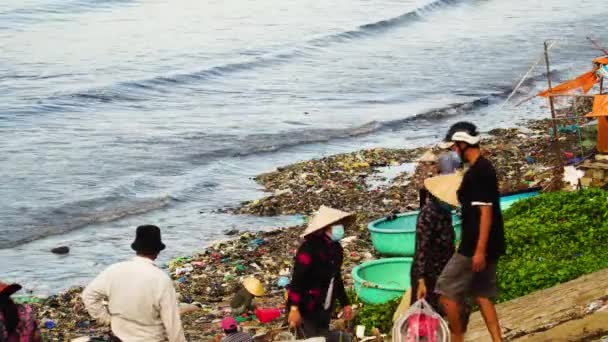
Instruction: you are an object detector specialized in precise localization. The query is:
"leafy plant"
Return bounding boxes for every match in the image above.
[353,297,400,335]
[497,188,608,302]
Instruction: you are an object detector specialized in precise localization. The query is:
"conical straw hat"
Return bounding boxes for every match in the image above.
[418,150,438,162]
[243,277,265,297]
[423,172,463,207]
[300,206,355,238]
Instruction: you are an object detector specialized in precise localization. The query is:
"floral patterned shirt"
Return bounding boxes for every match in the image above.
[0,304,42,342]
[287,233,349,316]
[410,197,455,312]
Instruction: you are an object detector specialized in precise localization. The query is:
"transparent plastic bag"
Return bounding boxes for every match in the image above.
[392,299,449,342]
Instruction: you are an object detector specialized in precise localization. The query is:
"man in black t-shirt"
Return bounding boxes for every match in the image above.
[435,122,504,342]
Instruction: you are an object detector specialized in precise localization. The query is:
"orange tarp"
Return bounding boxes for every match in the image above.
[585,95,608,153]
[585,95,608,117]
[593,56,608,65]
[599,117,608,153]
[537,70,599,97]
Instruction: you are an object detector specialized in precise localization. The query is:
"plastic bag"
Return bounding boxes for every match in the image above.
[392,299,449,342]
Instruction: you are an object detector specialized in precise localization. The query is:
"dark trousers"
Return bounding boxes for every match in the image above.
[297,311,351,342]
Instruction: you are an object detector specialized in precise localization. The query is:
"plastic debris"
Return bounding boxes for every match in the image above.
[255,307,282,323]
[277,276,290,288]
[585,300,605,313]
[76,320,89,329]
[12,296,44,304]
[175,265,194,276]
[45,320,56,329]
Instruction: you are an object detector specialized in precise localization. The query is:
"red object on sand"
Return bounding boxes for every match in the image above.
[255,308,282,323]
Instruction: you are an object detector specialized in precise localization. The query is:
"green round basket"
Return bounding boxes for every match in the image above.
[352,258,413,304]
[367,211,461,256]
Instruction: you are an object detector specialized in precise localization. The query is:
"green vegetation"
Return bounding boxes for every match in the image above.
[498,188,608,301]
[354,297,400,335]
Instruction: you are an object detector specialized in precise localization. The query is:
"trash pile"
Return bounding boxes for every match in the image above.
[233,147,428,219]
[20,288,115,341]
[171,228,374,340]
[235,119,584,219]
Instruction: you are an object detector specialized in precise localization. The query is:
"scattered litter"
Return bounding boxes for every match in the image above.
[45,320,56,329]
[585,299,605,313]
[277,276,290,288]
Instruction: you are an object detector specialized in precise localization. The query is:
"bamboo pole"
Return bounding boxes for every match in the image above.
[544,41,563,189]
[544,42,561,149]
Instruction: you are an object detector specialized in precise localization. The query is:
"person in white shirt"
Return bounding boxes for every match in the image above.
[82,225,186,342]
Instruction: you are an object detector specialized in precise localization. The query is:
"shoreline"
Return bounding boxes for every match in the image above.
[29,117,585,341]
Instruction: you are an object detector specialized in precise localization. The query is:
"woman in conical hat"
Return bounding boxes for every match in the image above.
[410,161,463,318]
[287,206,355,341]
[229,277,265,316]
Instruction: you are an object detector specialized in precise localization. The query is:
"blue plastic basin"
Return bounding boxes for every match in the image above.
[500,190,540,211]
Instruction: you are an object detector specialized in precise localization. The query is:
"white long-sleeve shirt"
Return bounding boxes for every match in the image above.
[82,256,187,342]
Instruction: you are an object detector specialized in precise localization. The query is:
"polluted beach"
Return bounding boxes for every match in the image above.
[18,114,604,340]
[3,0,608,341]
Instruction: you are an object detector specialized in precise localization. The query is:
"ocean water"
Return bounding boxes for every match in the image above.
[0,0,606,294]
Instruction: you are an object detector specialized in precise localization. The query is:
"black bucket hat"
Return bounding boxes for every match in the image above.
[131,225,166,253]
[0,281,22,297]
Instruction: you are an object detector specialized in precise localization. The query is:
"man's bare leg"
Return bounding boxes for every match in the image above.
[440,295,464,342]
[476,296,502,342]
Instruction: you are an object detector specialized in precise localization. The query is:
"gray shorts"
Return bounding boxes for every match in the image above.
[434,253,498,301]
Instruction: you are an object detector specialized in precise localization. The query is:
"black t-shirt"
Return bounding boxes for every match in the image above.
[457,156,505,260]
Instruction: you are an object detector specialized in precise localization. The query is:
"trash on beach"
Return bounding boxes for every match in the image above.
[277,276,290,288]
[44,320,56,329]
[255,308,282,323]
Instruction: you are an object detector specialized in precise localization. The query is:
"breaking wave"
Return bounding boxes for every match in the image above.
[9,0,470,114]
[0,195,173,249]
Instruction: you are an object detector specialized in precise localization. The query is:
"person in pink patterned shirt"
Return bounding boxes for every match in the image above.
[0,281,41,342]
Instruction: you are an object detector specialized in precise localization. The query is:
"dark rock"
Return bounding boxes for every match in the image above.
[223,229,239,236]
[51,246,70,255]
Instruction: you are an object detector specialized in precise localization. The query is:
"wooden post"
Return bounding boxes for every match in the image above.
[601,78,604,94]
[544,41,562,164]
